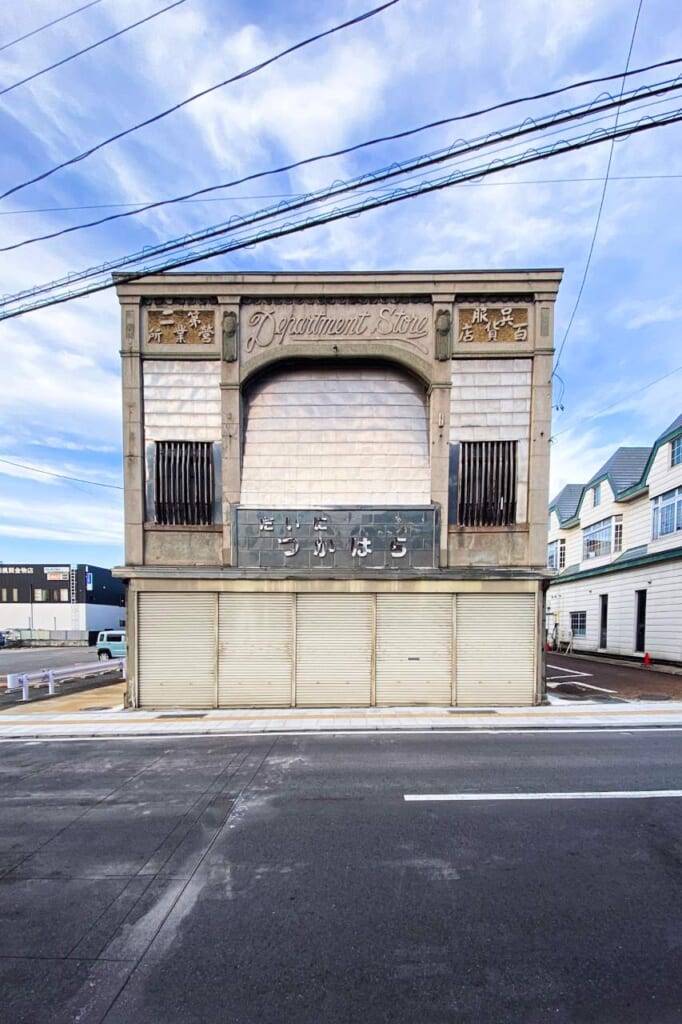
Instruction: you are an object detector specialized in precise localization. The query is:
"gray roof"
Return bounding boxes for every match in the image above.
[585,447,651,497]
[656,413,682,443]
[549,484,583,523]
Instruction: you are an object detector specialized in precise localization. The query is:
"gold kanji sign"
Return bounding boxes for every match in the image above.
[146,308,215,345]
[458,306,529,343]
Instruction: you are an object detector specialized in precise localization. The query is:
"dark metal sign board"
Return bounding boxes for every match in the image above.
[234,507,439,571]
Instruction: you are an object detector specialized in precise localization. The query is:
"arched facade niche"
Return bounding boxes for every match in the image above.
[239,358,431,508]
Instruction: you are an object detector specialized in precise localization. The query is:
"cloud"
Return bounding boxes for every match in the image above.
[1,0,681,564]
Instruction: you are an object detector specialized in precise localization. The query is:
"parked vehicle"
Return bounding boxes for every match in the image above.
[96,630,126,661]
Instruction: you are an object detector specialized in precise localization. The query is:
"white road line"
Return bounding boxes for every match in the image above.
[404,790,682,802]
[546,680,618,694]
[546,664,593,678]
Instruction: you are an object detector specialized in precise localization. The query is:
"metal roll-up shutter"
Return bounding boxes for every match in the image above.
[376,595,453,706]
[138,593,216,708]
[456,594,536,706]
[218,594,293,707]
[296,594,372,706]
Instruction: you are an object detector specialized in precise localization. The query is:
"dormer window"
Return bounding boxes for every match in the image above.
[593,483,601,507]
[672,437,682,467]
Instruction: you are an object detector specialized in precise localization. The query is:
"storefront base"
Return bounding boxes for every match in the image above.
[122,577,545,709]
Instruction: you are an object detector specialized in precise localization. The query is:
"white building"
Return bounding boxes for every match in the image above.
[0,564,125,643]
[547,414,682,664]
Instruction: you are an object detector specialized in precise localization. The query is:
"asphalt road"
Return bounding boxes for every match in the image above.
[0,645,98,678]
[548,652,682,701]
[1,731,682,1023]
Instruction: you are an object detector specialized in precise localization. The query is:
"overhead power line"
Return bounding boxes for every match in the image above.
[2,172,681,218]
[0,0,190,98]
[3,104,681,321]
[0,0,104,54]
[552,364,682,440]
[553,0,644,379]
[3,53,682,252]
[0,455,123,490]
[3,74,680,306]
[0,0,400,203]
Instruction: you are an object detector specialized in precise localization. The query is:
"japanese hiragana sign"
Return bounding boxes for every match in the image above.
[234,507,438,571]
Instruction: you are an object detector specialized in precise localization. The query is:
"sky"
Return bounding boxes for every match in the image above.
[1,0,681,568]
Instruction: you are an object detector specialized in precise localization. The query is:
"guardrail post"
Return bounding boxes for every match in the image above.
[21,675,29,701]
[47,670,55,696]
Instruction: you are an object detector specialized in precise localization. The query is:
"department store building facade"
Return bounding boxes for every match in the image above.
[114,269,561,708]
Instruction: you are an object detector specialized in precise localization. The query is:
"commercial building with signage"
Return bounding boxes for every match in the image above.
[547,413,682,664]
[0,564,125,642]
[114,269,561,708]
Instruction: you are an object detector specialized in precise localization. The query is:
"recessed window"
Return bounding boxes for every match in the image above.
[32,587,47,602]
[570,611,586,636]
[458,440,517,526]
[154,441,215,526]
[548,539,566,570]
[583,517,620,559]
[547,540,557,569]
[672,437,682,467]
[652,486,682,539]
[593,483,601,507]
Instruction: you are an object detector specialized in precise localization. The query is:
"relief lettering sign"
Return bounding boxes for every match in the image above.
[242,302,432,356]
[234,507,438,571]
[146,304,215,345]
[457,305,529,344]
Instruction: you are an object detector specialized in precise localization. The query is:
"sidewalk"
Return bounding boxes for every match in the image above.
[1,686,682,738]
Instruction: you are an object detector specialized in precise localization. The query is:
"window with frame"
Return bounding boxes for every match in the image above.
[548,539,566,570]
[672,437,682,467]
[570,610,586,636]
[652,486,682,539]
[593,483,601,507]
[32,587,47,602]
[457,440,517,527]
[613,518,623,553]
[154,441,215,526]
[583,516,621,559]
[547,540,558,569]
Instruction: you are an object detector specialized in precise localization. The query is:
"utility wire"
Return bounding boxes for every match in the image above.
[553,0,644,376]
[3,76,680,304]
[0,0,400,203]
[0,0,104,54]
[2,172,681,218]
[552,364,682,440]
[3,53,681,251]
[0,0,190,98]
[3,104,681,321]
[0,455,123,490]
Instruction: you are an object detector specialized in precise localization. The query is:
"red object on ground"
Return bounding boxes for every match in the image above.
[643,652,651,667]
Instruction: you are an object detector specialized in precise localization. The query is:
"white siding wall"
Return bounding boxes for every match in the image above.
[547,559,682,662]
[564,526,582,568]
[647,445,682,554]
[450,358,531,521]
[622,496,650,550]
[84,605,125,631]
[0,604,83,631]
[143,360,221,442]
[240,366,431,507]
[647,442,682,497]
